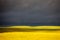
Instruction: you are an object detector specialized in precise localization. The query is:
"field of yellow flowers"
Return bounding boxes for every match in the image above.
[0,26,60,40]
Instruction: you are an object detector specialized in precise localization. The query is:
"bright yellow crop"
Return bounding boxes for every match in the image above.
[0,31,60,40]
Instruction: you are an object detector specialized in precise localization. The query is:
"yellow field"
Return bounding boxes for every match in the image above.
[0,26,60,40]
[2,26,60,29]
[0,31,60,40]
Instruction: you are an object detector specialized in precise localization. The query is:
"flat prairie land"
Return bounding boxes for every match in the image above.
[0,31,60,40]
[0,26,60,40]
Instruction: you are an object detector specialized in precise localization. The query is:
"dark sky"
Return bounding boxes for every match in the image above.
[0,0,60,26]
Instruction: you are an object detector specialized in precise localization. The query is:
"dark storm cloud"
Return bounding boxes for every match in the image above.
[0,0,60,26]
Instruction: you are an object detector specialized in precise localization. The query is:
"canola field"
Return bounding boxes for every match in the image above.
[0,26,60,40]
